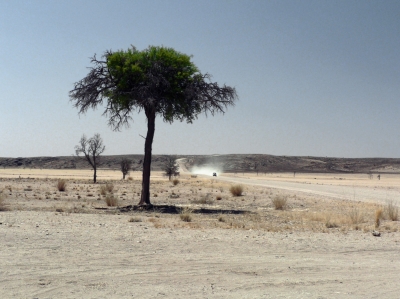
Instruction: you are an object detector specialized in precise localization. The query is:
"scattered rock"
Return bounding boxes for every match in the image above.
[372,231,381,237]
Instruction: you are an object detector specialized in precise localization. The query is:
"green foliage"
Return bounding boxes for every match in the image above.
[105,46,202,123]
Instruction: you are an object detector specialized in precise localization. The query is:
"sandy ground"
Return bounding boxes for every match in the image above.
[1,169,400,298]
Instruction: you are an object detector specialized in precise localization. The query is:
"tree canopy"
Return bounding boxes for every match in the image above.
[70,45,238,205]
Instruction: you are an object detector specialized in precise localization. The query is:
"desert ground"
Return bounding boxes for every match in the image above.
[1,168,400,298]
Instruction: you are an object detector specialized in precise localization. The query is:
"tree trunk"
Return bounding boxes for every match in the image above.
[93,167,97,183]
[139,109,156,206]
[123,173,126,180]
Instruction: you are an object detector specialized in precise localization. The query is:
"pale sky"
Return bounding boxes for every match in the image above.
[1,0,399,158]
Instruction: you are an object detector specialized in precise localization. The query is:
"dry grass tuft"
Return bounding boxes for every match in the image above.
[385,200,399,221]
[105,193,118,207]
[375,208,383,228]
[218,215,226,222]
[325,214,339,228]
[100,184,114,196]
[57,179,67,192]
[172,179,180,186]
[192,193,213,205]
[271,195,287,210]
[229,184,243,196]
[180,207,193,222]
[348,207,363,224]
[129,217,142,222]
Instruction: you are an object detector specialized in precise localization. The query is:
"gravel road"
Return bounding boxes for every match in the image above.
[213,175,400,206]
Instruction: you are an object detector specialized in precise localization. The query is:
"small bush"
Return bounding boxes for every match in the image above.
[57,180,67,192]
[271,195,287,210]
[106,183,114,192]
[229,185,243,196]
[100,185,107,195]
[172,179,179,186]
[180,214,192,222]
[100,184,114,196]
[128,177,133,181]
[180,207,192,222]
[325,214,339,228]
[385,200,399,221]
[105,193,118,207]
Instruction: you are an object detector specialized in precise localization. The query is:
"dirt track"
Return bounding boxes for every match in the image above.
[214,173,400,206]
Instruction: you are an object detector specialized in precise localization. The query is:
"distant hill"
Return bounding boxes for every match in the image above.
[1,154,400,174]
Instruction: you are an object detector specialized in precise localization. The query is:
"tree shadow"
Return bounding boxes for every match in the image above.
[119,204,247,215]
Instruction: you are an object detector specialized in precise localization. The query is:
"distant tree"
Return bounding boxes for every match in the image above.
[164,156,179,181]
[254,162,259,176]
[70,45,237,206]
[75,134,105,183]
[120,159,132,180]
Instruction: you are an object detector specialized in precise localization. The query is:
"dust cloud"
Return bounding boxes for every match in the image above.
[190,165,223,176]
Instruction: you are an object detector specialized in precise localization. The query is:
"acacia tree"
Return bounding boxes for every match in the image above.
[75,134,105,183]
[70,46,237,206]
[164,156,179,181]
[120,159,131,180]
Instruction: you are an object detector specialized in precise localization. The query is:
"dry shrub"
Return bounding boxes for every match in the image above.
[308,212,326,222]
[172,179,179,186]
[325,214,339,228]
[106,183,114,193]
[216,195,222,201]
[129,217,142,222]
[180,214,192,222]
[192,193,213,205]
[375,208,383,228]
[229,184,243,196]
[271,195,287,210]
[57,179,67,192]
[385,200,399,221]
[348,207,363,224]
[180,207,192,222]
[128,177,133,181]
[105,193,118,207]
[100,185,107,195]
[100,184,114,196]
[218,215,226,222]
